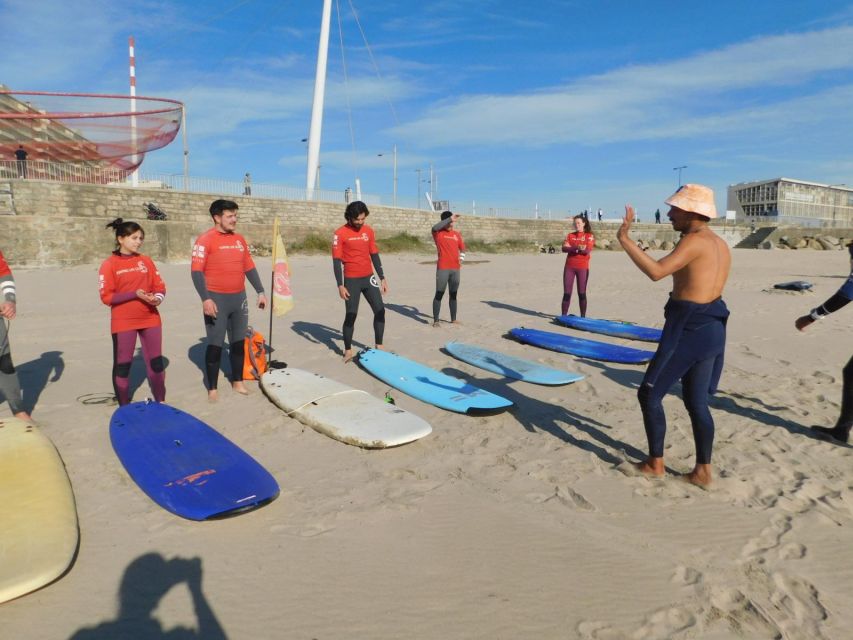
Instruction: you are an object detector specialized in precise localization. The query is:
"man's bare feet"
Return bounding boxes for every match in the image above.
[633,457,665,477]
[207,389,218,403]
[232,382,249,395]
[433,321,440,327]
[684,464,712,487]
[375,344,386,351]
[451,320,461,325]
[343,349,354,363]
[14,410,32,422]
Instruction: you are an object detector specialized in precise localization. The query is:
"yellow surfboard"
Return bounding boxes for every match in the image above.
[0,418,79,604]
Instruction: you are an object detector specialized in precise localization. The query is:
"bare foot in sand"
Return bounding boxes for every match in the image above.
[207,389,218,403]
[14,410,32,422]
[684,464,712,487]
[633,457,665,477]
[343,349,354,363]
[375,344,386,351]
[433,321,440,327]
[451,320,461,325]
[232,382,249,395]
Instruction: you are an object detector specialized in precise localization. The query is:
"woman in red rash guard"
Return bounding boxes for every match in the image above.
[98,218,167,405]
[561,214,595,317]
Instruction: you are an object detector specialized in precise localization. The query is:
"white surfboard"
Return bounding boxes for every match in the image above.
[260,368,432,448]
[0,418,79,603]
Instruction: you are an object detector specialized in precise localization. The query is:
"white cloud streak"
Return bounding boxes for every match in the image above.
[396,26,853,147]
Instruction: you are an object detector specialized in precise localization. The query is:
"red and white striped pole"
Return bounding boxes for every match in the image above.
[129,36,138,186]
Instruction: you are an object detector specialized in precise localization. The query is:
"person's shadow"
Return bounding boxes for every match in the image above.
[439,365,656,469]
[68,553,227,639]
[385,303,431,325]
[482,300,552,319]
[14,350,64,414]
[291,320,369,355]
[187,339,230,387]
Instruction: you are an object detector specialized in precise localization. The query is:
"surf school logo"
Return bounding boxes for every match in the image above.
[137,260,148,273]
[362,232,369,242]
[333,234,339,247]
[192,244,205,259]
[370,275,380,287]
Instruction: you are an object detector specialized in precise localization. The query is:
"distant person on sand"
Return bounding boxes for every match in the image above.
[243,172,252,196]
[431,210,466,326]
[618,184,731,487]
[191,199,267,401]
[332,201,388,362]
[14,145,27,178]
[561,214,595,317]
[98,219,167,405]
[0,249,31,420]
[795,250,853,443]
[655,208,661,224]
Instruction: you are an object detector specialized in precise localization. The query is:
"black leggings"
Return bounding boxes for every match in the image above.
[836,354,853,431]
[342,276,385,350]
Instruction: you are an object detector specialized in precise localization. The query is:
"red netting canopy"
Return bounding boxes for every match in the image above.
[0,90,182,172]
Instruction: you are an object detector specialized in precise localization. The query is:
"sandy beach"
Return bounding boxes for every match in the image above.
[2,247,853,639]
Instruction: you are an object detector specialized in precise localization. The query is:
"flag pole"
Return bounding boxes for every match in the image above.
[268,217,278,356]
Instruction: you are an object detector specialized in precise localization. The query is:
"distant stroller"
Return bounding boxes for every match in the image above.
[143,202,168,221]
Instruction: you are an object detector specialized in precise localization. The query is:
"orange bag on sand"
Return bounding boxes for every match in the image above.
[243,327,268,380]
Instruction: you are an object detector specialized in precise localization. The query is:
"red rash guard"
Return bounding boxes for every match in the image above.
[433,228,466,270]
[191,228,256,293]
[98,253,166,333]
[564,232,595,269]
[0,251,11,279]
[332,224,378,278]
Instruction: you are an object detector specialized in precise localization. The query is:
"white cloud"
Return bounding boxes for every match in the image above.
[396,25,853,147]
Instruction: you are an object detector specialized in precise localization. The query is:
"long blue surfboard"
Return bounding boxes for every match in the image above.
[510,327,655,364]
[445,341,584,386]
[555,314,662,342]
[357,349,513,414]
[110,401,279,520]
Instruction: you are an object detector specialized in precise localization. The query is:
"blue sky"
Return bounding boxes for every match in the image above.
[2,0,852,216]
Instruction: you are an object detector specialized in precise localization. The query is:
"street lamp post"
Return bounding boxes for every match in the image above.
[673,165,687,187]
[377,144,397,207]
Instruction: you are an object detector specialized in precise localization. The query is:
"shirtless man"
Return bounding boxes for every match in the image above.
[618,184,731,486]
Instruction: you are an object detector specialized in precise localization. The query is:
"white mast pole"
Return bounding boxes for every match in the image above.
[129,36,138,186]
[306,0,332,201]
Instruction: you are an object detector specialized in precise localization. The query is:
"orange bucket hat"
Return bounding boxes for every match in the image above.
[665,183,717,219]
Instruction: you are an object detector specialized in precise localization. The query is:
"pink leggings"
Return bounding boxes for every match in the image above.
[111,326,166,405]
[562,267,589,316]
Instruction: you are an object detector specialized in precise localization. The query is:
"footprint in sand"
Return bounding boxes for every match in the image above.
[741,514,793,558]
[812,371,835,384]
[707,587,779,637]
[542,485,596,511]
[672,565,703,586]
[769,571,828,637]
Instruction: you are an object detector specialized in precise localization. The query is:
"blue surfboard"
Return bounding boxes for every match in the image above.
[357,349,513,414]
[555,314,662,342]
[110,401,279,520]
[510,327,655,364]
[445,341,584,386]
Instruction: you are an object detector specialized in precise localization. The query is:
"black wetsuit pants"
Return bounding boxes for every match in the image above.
[342,276,385,351]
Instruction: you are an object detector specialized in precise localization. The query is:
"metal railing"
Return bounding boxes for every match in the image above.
[0,159,132,184]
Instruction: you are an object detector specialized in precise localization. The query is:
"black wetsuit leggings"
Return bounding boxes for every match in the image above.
[433,269,460,322]
[836,354,853,432]
[342,276,385,351]
[638,321,724,465]
[203,291,248,390]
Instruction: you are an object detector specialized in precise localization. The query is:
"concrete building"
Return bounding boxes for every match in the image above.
[727,178,853,227]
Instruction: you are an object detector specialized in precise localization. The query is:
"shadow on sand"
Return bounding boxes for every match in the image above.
[481,300,553,320]
[440,365,649,467]
[15,350,64,414]
[385,303,431,325]
[69,553,227,640]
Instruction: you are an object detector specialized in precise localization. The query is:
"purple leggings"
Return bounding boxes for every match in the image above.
[562,267,589,316]
[111,326,166,405]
